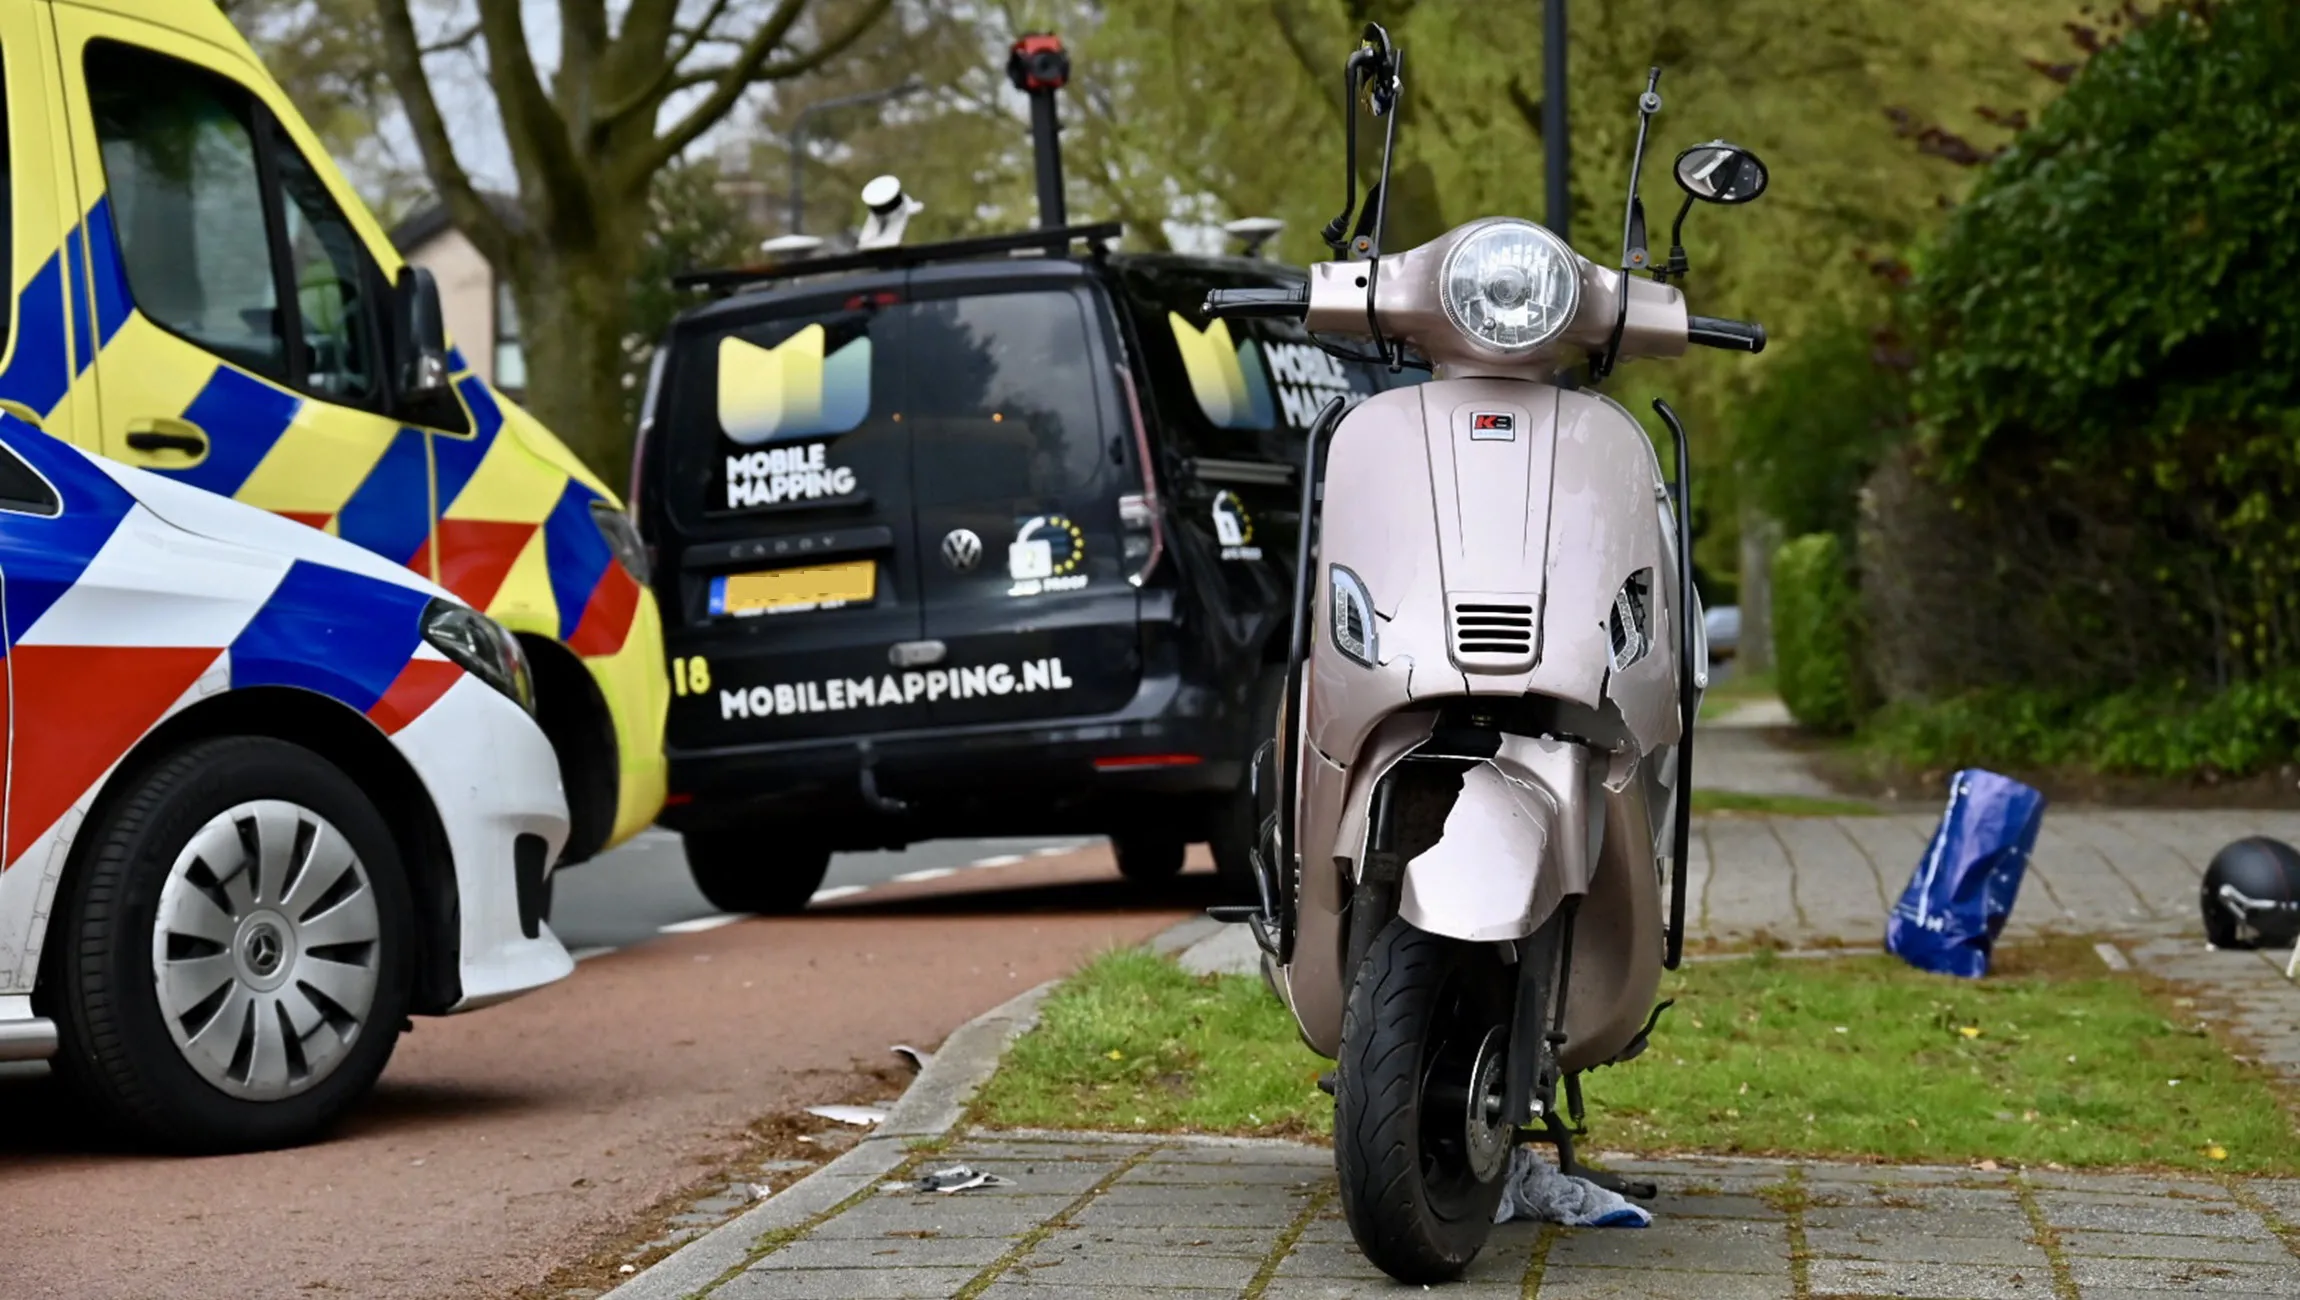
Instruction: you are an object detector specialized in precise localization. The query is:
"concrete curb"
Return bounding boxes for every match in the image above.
[601,914,1218,1300]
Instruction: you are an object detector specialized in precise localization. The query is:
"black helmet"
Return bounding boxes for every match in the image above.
[2201,837,2300,949]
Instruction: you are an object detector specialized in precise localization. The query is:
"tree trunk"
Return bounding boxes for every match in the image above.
[1737,503,1780,676]
[510,245,637,492]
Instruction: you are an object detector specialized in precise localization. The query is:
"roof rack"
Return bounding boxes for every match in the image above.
[673,220,1124,295]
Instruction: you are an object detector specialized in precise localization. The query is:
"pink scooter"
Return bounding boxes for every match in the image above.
[1205,24,1770,1282]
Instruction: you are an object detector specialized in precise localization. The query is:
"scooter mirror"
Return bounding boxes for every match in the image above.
[1673,141,1769,205]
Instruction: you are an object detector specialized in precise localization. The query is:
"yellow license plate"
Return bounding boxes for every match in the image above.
[711,559,876,616]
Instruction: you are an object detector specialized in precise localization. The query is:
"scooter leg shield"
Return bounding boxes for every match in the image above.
[1397,740,1594,944]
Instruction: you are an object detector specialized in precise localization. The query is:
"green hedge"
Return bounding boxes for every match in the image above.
[1907,0,2300,684]
[1864,673,2300,779]
[1772,533,1864,732]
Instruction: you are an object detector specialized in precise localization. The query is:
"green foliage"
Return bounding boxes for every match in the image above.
[1907,0,2300,681]
[972,948,1330,1138]
[1914,1,2300,474]
[1592,948,2296,1173]
[1773,533,1864,731]
[1733,304,1909,539]
[1865,671,2300,778]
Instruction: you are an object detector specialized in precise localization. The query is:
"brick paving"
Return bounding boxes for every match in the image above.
[686,1133,2300,1298]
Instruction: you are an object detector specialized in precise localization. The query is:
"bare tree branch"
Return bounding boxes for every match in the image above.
[471,0,590,226]
[628,0,894,187]
[375,0,511,262]
[419,22,482,56]
[557,0,612,129]
[597,0,738,125]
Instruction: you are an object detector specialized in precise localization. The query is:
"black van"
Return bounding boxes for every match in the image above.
[632,224,1411,912]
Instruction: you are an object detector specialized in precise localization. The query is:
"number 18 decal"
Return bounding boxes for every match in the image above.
[670,656,712,697]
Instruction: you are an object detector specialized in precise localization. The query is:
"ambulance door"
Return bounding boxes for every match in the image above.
[52,11,439,574]
[0,2,84,442]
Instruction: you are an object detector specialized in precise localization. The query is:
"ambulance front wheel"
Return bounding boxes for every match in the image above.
[682,828,833,914]
[46,737,414,1153]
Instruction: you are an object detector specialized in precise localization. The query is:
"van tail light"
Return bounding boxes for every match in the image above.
[1114,366,1164,587]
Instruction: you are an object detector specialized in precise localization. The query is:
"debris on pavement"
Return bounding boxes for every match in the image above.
[1492,1150,1652,1228]
[804,1104,890,1126]
[891,1043,933,1071]
[914,1164,1016,1194]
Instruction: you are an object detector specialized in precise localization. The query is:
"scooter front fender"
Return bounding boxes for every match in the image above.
[1398,736,1597,944]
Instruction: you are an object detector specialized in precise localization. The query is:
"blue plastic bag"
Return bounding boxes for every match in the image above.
[1886,769,2047,978]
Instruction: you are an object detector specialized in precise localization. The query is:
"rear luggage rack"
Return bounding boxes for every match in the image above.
[673,221,1124,296]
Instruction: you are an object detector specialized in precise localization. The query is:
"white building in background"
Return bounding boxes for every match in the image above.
[390,195,527,401]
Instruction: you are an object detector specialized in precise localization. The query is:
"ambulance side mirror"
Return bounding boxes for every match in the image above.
[394,266,467,430]
[396,266,452,396]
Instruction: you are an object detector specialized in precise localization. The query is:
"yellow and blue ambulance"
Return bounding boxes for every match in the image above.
[0,0,667,861]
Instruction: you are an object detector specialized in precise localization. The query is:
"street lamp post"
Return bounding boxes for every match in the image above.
[787,79,924,235]
[1544,0,1569,243]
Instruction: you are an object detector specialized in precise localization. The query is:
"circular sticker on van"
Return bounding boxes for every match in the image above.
[1212,491,1261,561]
[1007,514,1086,595]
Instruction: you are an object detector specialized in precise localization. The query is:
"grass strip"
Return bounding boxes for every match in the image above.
[950,1142,1163,1300]
[1690,789,1879,817]
[974,946,1333,1138]
[1239,1183,1333,1299]
[978,940,2299,1174]
[1699,671,1778,720]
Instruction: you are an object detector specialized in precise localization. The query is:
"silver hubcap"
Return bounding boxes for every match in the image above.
[151,800,382,1101]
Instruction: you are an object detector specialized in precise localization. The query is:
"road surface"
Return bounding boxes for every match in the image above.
[0,834,1218,1298]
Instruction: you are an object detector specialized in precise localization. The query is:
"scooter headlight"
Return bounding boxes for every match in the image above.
[1330,565,1377,667]
[1439,219,1581,354]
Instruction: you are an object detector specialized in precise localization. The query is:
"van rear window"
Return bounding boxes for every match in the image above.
[1116,260,1411,467]
[681,289,1107,518]
[902,291,1104,505]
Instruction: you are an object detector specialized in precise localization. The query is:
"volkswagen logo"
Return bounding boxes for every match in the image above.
[941,528,984,572]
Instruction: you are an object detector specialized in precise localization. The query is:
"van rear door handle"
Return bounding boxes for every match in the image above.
[125,417,209,457]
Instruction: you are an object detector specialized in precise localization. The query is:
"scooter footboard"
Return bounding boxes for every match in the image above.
[1397,737,1597,943]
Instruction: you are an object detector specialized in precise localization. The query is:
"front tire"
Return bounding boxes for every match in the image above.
[1334,917,1512,1283]
[47,738,413,1153]
[681,828,833,914]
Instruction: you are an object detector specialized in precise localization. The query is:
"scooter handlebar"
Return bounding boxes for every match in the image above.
[1203,285,1310,320]
[1685,315,1767,354]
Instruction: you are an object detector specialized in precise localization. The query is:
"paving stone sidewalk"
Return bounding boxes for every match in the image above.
[692,1131,2300,1299]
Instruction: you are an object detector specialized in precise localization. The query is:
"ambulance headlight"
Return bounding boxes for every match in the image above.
[1330,565,1377,668]
[423,599,536,714]
[1439,219,1581,354]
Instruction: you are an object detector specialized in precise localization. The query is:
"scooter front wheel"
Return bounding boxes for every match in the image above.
[1333,916,1513,1283]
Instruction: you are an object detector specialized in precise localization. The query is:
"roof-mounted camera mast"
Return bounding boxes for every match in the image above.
[1008,33,1071,240]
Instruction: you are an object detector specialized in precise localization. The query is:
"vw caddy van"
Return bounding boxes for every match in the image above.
[636,225,1412,911]
[0,0,666,863]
